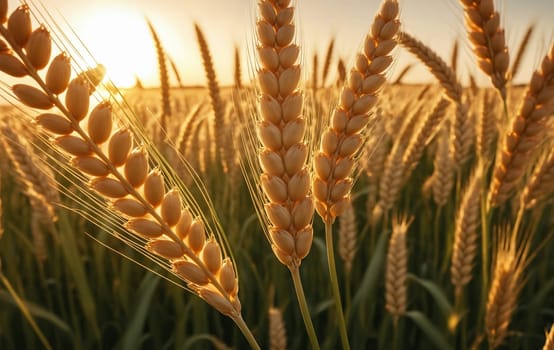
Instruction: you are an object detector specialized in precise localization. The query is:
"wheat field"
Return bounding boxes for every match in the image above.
[0,0,553,349]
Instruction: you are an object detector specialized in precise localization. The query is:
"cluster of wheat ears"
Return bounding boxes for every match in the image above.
[0,0,552,349]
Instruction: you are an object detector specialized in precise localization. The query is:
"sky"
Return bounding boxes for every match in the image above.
[15,0,554,88]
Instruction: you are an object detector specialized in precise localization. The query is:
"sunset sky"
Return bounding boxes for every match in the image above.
[21,0,554,88]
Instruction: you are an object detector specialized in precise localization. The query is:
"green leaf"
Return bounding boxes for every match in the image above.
[406,310,453,350]
[347,229,389,323]
[120,273,160,350]
[57,213,100,338]
[0,290,72,335]
[409,274,454,319]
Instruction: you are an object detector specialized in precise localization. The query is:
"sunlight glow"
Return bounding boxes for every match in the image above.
[73,7,158,88]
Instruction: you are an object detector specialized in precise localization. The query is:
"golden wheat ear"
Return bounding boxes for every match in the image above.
[543,323,554,350]
[254,0,314,269]
[385,215,411,326]
[459,0,510,100]
[0,3,260,348]
[485,227,532,349]
[488,43,554,208]
[313,0,400,224]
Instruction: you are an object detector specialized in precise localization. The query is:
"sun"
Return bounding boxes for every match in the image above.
[72,7,158,88]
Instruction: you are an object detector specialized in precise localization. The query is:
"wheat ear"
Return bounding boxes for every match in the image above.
[338,202,357,276]
[315,3,400,348]
[476,90,498,161]
[385,215,411,326]
[195,24,232,174]
[450,168,483,298]
[256,0,314,270]
[0,7,260,348]
[460,0,510,99]
[0,122,59,223]
[392,63,414,84]
[168,54,184,88]
[522,149,554,209]
[146,19,171,128]
[268,307,287,350]
[430,122,455,207]
[485,229,531,349]
[336,58,346,87]
[255,1,319,348]
[398,31,462,103]
[0,172,3,241]
[397,31,475,169]
[488,43,554,208]
[511,24,534,80]
[403,98,450,172]
[543,323,554,350]
[313,0,400,222]
[234,45,242,89]
[321,38,335,88]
